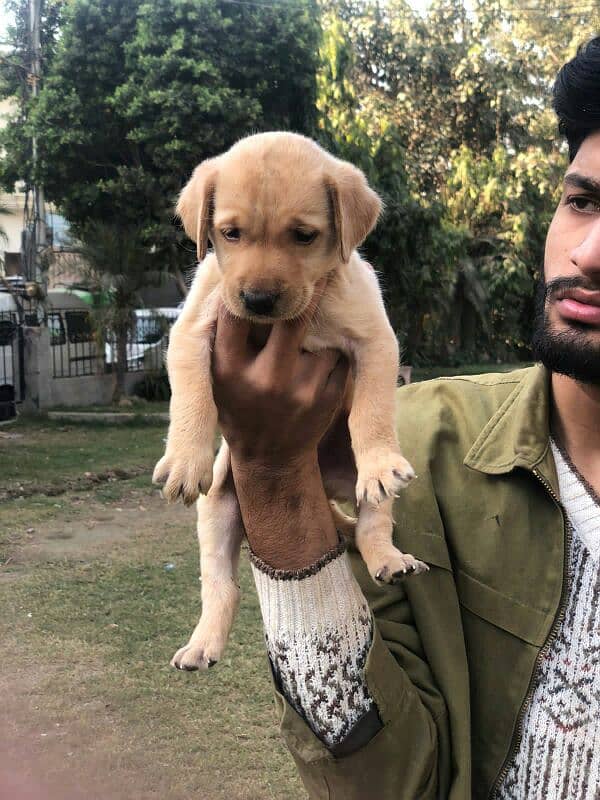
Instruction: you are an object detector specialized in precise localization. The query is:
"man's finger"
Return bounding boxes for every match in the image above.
[322,353,351,404]
[214,302,251,368]
[264,276,329,364]
[298,347,342,390]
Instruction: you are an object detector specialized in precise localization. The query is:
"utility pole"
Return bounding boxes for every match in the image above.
[21,0,47,287]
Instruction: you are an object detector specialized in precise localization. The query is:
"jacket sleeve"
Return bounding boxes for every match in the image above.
[252,540,452,800]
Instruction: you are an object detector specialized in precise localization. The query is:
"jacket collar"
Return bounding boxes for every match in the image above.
[464,364,557,489]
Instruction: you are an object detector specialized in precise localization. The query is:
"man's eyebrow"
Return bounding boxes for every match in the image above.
[564,172,600,195]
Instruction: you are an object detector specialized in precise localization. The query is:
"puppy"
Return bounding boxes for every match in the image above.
[153,132,427,671]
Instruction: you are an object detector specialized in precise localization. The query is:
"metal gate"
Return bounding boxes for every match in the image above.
[0,311,25,421]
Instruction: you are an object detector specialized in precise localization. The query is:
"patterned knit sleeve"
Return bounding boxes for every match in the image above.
[250,540,376,748]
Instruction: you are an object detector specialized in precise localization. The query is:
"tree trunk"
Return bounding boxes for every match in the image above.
[404,309,424,365]
[112,327,128,404]
[173,265,189,298]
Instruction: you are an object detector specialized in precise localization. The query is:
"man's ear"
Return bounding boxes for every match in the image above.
[326,162,382,263]
[176,157,219,262]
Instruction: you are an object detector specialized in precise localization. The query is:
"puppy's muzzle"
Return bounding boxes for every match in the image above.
[240,289,280,316]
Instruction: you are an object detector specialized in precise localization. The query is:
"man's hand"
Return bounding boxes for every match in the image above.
[211,284,350,569]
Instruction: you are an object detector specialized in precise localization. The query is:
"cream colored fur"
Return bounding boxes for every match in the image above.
[153,132,427,671]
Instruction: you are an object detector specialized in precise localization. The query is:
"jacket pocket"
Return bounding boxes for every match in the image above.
[456,568,550,646]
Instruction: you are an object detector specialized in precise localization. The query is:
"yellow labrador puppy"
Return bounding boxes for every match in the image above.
[153,132,427,671]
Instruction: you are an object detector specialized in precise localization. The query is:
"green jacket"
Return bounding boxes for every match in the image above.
[273,364,567,800]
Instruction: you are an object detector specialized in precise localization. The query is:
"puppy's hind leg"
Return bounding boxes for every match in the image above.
[171,442,244,671]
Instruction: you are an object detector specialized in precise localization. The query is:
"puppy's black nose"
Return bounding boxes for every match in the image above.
[240,289,280,315]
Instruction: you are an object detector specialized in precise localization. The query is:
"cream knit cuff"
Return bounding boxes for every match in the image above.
[250,545,374,746]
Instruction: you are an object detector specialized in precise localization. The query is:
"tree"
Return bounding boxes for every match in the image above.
[0,0,320,273]
[316,0,600,365]
[316,1,468,361]
[0,0,64,192]
[77,222,166,403]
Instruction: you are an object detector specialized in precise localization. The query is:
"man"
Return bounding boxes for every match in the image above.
[210,40,600,799]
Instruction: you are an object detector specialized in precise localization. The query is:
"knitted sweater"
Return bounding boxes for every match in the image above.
[495,441,600,799]
[251,441,600,794]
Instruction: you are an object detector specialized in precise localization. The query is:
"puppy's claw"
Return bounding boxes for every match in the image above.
[374,566,389,583]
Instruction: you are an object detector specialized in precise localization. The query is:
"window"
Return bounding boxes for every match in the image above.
[47,313,66,346]
[65,311,93,343]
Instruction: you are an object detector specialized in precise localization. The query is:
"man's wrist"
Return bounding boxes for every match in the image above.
[230,451,339,570]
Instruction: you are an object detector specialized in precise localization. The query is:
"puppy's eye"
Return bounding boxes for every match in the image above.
[294,229,318,245]
[294,229,317,245]
[294,229,318,244]
[221,227,240,242]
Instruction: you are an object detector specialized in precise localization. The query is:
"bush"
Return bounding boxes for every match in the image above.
[133,369,171,402]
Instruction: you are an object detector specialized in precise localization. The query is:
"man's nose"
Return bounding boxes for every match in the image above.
[571,217,600,277]
[240,289,280,315]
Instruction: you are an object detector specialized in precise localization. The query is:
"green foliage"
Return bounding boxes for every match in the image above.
[445,144,564,357]
[315,0,597,364]
[1,0,598,365]
[134,369,171,402]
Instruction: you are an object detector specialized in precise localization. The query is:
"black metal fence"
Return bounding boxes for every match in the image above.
[49,309,99,378]
[0,310,25,420]
[49,309,169,379]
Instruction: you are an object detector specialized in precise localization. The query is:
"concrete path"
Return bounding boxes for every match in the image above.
[47,411,169,423]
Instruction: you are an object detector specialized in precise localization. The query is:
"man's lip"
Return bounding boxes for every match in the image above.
[556,297,600,326]
[555,289,600,307]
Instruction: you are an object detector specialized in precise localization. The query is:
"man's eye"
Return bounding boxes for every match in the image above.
[567,195,600,214]
[294,229,318,245]
[221,227,240,241]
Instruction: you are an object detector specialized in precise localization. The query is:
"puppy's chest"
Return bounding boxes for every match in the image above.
[248,322,354,360]
[303,326,353,357]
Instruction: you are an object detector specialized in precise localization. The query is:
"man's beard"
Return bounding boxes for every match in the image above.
[531,276,600,385]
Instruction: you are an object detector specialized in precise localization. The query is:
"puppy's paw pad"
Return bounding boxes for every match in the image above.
[373,552,428,585]
[155,448,215,505]
[152,456,171,485]
[392,458,416,487]
[170,643,219,672]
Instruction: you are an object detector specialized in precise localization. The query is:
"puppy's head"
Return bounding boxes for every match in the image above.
[177,132,381,322]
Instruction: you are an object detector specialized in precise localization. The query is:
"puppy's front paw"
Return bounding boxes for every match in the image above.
[373,551,429,585]
[356,448,416,506]
[170,639,222,672]
[152,446,214,505]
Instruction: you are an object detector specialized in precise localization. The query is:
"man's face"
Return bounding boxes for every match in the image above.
[533,130,600,384]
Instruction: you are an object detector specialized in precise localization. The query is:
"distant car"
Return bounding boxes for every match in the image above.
[104,307,181,372]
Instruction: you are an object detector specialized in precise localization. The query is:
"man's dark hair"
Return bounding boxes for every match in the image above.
[553,36,600,161]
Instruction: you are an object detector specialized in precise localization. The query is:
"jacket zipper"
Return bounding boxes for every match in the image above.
[487,467,570,799]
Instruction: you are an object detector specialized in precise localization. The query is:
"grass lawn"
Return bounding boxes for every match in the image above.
[1,418,305,800]
[1,417,167,497]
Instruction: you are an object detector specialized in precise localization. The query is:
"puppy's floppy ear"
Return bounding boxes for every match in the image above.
[327,162,382,263]
[176,157,219,262]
